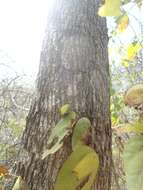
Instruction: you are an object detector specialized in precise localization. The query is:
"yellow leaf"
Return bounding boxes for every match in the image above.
[117,15,129,33]
[117,119,143,134]
[73,152,99,180]
[122,60,129,67]
[127,43,142,60]
[112,117,119,126]
[98,0,122,17]
[122,43,142,64]
[54,145,99,190]
[60,104,71,116]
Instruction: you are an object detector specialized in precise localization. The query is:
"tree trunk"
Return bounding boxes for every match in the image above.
[16,0,112,189]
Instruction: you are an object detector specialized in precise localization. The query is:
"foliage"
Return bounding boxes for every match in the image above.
[0,0,143,189]
[118,119,143,133]
[54,113,99,190]
[42,105,76,159]
[41,104,99,190]
[102,1,143,189]
[124,136,143,190]
[0,165,10,189]
[117,84,143,190]
[72,118,91,149]
[124,84,143,107]
[98,0,122,17]
[117,15,129,33]
[60,104,71,116]
[54,145,99,190]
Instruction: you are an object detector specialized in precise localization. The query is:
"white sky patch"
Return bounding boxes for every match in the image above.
[0,0,55,80]
[0,1,142,82]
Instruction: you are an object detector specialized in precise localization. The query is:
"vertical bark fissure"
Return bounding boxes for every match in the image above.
[16,0,112,189]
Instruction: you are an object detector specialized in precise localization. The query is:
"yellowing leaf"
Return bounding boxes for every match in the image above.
[60,104,71,116]
[124,136,143,190]
[98,0,122,17]
[73,152,99,180]
[126,43,142,60]
[0,165,9,176]
[118,121,143,134]
[54,145,99,190]
[124,84,143,106]
[117,15,129,33]
[122,61,129,67]
[111,116,119,126]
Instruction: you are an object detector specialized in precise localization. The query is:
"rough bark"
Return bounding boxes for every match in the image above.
[16,0,112,189]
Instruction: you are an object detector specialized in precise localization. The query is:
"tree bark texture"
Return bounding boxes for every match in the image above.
[16,0,112,190]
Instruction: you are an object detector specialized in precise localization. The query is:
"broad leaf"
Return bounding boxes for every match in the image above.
[60,104,71,116]
[117,15,129,33]
[54,145,99,190]
[98,0,122,17]
[72,117,91,149]
[122,43,142,65]
[118,119,143,134]
[73,152,99,180]
[124,136,143,190]
[124,84,143,106]
[42,111,76,159]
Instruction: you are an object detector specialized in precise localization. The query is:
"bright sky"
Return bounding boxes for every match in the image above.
[0,1,142,83]
[0,0,55,81]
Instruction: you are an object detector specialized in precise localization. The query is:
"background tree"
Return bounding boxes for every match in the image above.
[16,0,112,189]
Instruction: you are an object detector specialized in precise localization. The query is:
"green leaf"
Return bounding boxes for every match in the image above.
[12,176,30,190]
[54,145,99,190]
[124,136,143,190]
[60,104,71,116]
[72,117,91,150]
[42,111,76,159]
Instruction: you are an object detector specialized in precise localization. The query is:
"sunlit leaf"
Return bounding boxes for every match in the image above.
[122,43,142,63]
[124,136,143,190]
[98,0,122,17]
[117,15,129,33]
[54,145,99,190]
[122,61,129,67]
[117,119,143,134]
[60,104,71,116]
[111,115,119,126]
